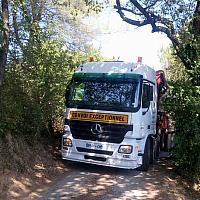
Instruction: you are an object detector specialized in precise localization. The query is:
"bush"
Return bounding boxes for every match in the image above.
[164,80,200,181]
[0,39,76,139]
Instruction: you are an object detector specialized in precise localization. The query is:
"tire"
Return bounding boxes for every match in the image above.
[156,135,161,158]
[160,134,164,150]
[160,130,165,150]
[150,137,156,164]
[163,133,168,151]
[139,138,151,171]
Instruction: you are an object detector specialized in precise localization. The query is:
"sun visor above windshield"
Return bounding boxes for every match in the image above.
[73,73,143,81]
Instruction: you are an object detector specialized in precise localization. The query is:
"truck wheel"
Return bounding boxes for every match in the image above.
[150,137,156,164]
[163,133,168,151]
[140,138,151,171]
[156,135,161,158]
[160,130,165,150]
[160,134,164,150]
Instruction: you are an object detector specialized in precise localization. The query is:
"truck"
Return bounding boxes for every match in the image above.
[61,60,169,171]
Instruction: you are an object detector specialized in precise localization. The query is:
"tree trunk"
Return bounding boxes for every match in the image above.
[0,0,9,120]
[0,0,9,86]
[192,0,200,35]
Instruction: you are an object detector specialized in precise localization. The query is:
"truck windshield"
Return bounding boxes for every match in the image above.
[67,79,140,112]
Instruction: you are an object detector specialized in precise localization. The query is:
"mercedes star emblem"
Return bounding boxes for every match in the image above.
[91,124,103,135]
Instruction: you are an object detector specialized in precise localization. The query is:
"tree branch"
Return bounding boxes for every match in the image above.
[114,4,142,16]
[192,0,200,35]
[115,0,200,71]
[115,0,150,27]
[12,1,23,50]
[129,0,151,20]
[115,0,181,49]
[144,0,161,10]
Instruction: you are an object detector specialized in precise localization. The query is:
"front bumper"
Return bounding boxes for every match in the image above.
[61,138,142,169]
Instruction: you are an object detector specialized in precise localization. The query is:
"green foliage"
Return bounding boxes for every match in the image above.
[164,80,200,181]
[54,0,104,16]
[1,39,74,137]
[160,47,188,81]
[161,42,200,182]
[0,0,104,140]
[177,22,200,85]
[0,36,105,139]
[0,0,106,174]
[160,5,200,181]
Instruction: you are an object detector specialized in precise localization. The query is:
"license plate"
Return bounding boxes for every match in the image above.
[86,143,103,150]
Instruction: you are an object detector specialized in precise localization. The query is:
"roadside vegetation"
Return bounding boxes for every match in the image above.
[0,0,104,172]
[161,46,200,184]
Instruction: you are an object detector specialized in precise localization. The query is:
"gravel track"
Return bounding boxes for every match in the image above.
[26,156,195,200]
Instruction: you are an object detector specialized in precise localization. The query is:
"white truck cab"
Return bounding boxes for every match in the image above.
[62,61,158,170]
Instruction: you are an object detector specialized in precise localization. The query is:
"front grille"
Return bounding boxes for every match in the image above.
[84,155,106,162]
[76,147,113,155]
[69,120,132,144]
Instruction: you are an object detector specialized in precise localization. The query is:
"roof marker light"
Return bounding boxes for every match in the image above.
[137,56,142,64]
[89,56,95,62]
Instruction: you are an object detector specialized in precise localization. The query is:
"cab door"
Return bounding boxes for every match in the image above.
[141,81,156,137]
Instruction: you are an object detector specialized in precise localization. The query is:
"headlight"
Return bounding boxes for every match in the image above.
[63,138,72,147]
[118,145,133,154]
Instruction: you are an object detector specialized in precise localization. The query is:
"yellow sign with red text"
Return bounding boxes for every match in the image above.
[69,111,128,124]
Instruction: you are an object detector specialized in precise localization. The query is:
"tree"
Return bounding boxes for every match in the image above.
[114,0,200,84]
[0,0,104,86]
[160,46,200,181]
[159,47,188,82]
[0,0,107,173]
[0,0,105,137]
[0,0,9,86]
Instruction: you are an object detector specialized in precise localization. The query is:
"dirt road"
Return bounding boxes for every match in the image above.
[25,156,197,200]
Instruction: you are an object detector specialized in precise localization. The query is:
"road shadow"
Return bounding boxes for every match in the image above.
[60,150,171,175]
[31,152,186,200]
[62,160,140,176]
